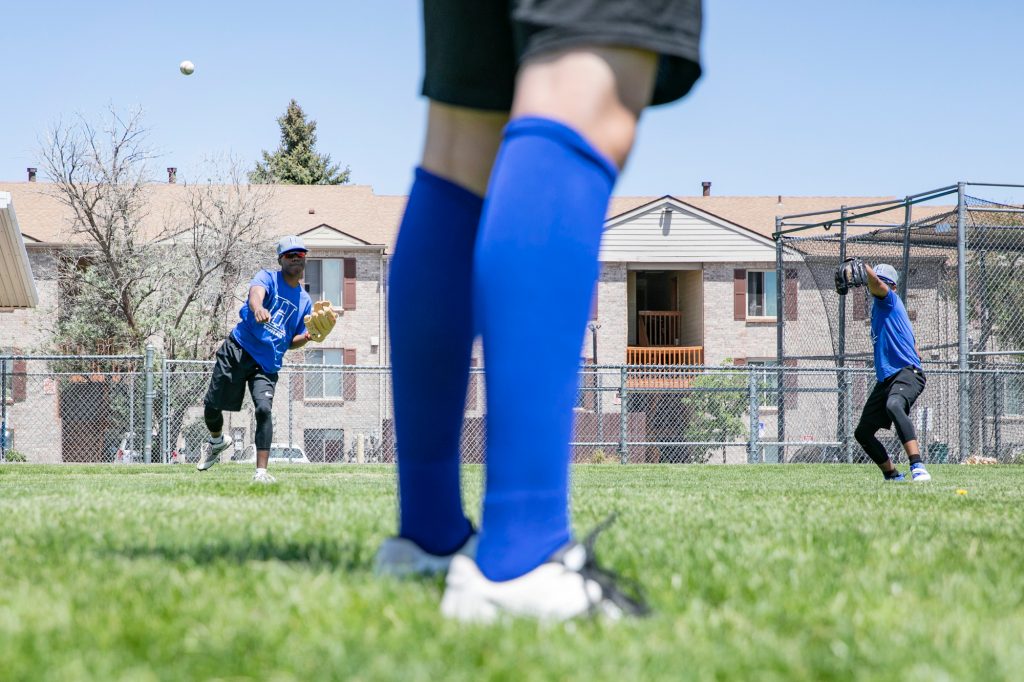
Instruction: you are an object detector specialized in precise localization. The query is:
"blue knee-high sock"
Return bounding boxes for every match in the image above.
[474,117,618,581]
[389,167,480,555]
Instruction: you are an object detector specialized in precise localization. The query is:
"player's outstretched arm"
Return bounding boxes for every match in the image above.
[864,264,890,299]
[248,285,270,323]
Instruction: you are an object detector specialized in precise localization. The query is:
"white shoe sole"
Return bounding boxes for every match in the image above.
[440,554,599,623]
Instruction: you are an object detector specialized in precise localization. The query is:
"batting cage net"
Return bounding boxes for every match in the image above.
[776,182,1024,463]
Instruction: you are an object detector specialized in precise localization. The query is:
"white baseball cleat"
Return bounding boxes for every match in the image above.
[197,435,233,471]
[252,470,277,484]
[440,521,649,623]
[374,533,478,578]
[910,462,932,482]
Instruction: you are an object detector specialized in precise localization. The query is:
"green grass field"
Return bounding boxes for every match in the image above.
[1,464,1023,681]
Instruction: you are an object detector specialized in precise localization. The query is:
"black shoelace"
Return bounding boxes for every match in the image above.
[574,514,651,618]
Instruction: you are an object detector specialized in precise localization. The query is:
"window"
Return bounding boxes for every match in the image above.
[304,259,343,308]
[305,428,345,463]
[747,359,778,409]
[747,271,778,318]
[304,349,345,399]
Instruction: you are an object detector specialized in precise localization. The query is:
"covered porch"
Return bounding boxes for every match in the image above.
[626,268,703,368]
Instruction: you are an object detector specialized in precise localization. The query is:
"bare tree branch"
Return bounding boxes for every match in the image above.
[40,110,273,361]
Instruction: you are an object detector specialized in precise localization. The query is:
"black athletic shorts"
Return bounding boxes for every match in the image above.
[859,366,926,431]
[422,0,703,111]
[203,335,279,412]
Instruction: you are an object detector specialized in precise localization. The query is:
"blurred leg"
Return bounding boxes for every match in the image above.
[389,103,505,554]
[473,47,657,581]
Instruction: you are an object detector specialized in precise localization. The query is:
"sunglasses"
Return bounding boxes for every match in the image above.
[281,251,307,260]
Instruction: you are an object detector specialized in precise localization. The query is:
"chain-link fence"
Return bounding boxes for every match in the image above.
[0,354,147,463]
[776,181,1024,462]
[6,352,1024,465]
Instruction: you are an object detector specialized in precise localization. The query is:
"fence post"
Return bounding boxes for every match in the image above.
[1,356,7,462]
[618,365,628,464]
[956,182,970,462]
[836,207,849,455]
[128,368,135,452]
[161,357,170,463]
[843,370,853,463]
[995,371,1003,460]
[774,223,787,463]
[143,345,155,464]
[899,198,913,301]
[288,367,294,449]
[747,366,760,463]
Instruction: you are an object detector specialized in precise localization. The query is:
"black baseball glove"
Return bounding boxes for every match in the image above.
[834,257,867,295]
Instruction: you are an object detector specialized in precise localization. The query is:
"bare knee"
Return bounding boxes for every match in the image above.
[422,101,507,197]
[512,47,658,167]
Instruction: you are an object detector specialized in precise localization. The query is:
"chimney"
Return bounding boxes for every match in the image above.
[701,181,711,197]
[27,168,37,182]
[167,167,177,184]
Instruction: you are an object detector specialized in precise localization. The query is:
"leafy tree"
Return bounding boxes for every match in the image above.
[249,99,350,185]
[678,370,749,463]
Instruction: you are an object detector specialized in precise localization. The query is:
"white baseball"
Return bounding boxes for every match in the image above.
[179,60,195,76]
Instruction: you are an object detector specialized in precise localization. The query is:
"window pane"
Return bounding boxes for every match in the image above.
[305,349,324,397]
[764,271,778,318]
[746,360,777,408]
[324,349,343,398]
[324,430,345,463]
[324,259,342,307]
[305,260,322,299]
[305,429,325,461]
[747,272,764,317]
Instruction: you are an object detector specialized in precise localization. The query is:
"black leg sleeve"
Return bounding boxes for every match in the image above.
[204,406,224,434]
[253,400,273,450]
[886,395,918,443]
[855,420,889,466]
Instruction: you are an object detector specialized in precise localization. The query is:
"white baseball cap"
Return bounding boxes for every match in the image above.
[276,235,308,256]
[875,263,899,287]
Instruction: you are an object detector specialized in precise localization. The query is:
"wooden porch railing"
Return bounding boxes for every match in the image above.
[637,311,682,347]
[627,346,704,366]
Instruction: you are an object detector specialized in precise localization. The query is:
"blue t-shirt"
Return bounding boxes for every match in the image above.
[232,269,312,373]
[870,289,920,382]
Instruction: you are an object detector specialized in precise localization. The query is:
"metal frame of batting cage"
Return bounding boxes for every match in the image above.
[772,181,1024,464]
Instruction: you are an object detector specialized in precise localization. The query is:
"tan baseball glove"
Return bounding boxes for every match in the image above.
[304,300,337,342]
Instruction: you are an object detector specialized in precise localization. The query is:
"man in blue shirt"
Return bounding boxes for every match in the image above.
[854,263,932,482]
[197,235,327,483]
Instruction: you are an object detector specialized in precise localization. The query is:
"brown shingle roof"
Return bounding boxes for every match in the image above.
[0,181,953,250]
[0,182,390,246]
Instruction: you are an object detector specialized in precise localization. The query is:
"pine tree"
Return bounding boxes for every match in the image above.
[250,100,351,185]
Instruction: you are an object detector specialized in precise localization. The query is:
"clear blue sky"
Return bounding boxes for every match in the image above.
[3,1,1023,199]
